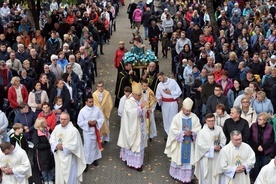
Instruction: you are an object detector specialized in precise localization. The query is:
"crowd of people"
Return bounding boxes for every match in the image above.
[0,0,121,183]
[0,0,276,184]
[115,0,276,184]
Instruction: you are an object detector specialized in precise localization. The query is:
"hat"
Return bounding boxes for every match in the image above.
[182,98,193,110]
[132,82,142,94]
[271,55,276,60]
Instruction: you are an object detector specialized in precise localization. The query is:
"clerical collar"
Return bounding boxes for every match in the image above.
[234,146,240,150]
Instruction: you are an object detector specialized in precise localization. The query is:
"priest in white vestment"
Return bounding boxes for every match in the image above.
[77,94,105,169]
[164,98,201,183]
[50,112,86,184]
[156,72,182,136]
[0,142,31,184]
[117,82,147,172]
[255,157,276,184]
[194,113,226,184]
[214,130,256,184]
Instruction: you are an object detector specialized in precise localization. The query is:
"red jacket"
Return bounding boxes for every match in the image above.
[8,85,28,109]
[37,111,56,131]
[114,48,127,68]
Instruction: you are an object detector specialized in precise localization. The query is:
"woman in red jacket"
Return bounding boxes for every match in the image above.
[8,76,28,109]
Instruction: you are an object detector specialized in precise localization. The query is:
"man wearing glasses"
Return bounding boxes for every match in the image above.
[93,81,113,143]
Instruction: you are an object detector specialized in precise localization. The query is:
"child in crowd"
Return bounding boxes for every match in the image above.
[53,96,64,125]
[9,123,29,153]
[118,86,132,117]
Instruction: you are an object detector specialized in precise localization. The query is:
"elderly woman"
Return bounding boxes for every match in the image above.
[14,102,35,141]
[22,60,37,79]
[32,117,54,184]
[227,79,244,108]
[37,102,56,133]
[213,104,230,127]
[253,91,274,115]
[249,112,274,181]
[216,70,233,96]
[8,76,29,109]
[27,81,49,118]
[241,97,257,127]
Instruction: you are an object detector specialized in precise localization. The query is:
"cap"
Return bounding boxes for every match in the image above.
[182,98,194,110]
[271,55,276,60]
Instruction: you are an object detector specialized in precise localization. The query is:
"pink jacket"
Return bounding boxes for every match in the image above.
[132,9,143,22]
[27,90,49,112]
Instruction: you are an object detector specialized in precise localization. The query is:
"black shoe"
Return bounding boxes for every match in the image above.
[149,138,152,142]
[84,164,89,172]
[136,166,143,172]
[101,52,104,55]
[93,160,99,166]
[104,141,108,143]
[164,136,167,141]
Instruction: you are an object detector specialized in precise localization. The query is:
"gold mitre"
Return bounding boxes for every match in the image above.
[132,82,142,94]
[183,97,194,110]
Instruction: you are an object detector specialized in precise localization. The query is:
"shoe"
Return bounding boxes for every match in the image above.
[84,164,89,172]
[136,166,143,172]
[104,141,108,143]
[149,138,152,142]
[164,136,168,141]
[93,160,99,166]
[101,52,104,55]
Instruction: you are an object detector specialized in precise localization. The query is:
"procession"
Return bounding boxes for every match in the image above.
[0,0,276,184]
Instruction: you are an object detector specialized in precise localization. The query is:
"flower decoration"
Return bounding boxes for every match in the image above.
[122,49,158,65]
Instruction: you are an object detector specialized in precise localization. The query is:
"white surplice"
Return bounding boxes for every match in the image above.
[255,159,276,184]
[214,141,256,184]
[156,77,181,134]
[194,124,226,184]
[50,122,86,184]
[0,145,32,184]
[77,105,104,164]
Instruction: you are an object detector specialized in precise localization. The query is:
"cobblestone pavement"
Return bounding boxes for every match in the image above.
[82,2,181,184]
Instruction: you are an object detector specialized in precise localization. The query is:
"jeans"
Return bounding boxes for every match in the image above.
[252,155,270,181]
[42,169,54,182]
[144,26,148,39]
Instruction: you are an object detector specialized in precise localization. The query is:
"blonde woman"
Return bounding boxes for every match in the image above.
[32,117,54,184]
[8,76,29,109]
[253,91,274,115]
